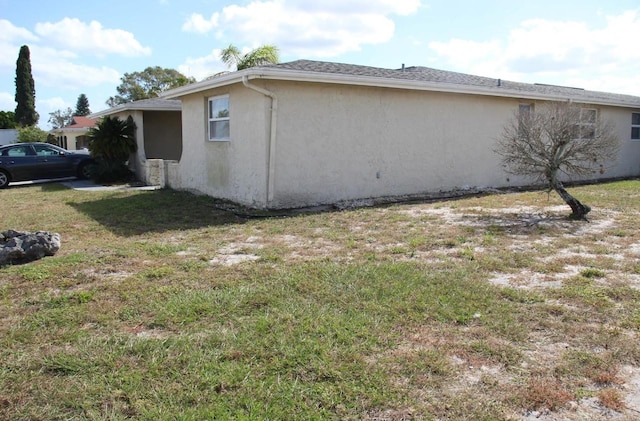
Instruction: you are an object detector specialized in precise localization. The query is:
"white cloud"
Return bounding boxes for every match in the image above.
[34,18,151,57]
[182,12,220,33]
[39,96,69,112]
[178,49,228,81]
[427,10,640,96]
[0,20,40,70]
[0,19,38,43]
[287,0,421,16]
[0,92,15,110]
[22,45,120,91]
[182,0,420,57]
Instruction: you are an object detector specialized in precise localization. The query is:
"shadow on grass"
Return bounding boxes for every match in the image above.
[459,212,582,236]
[68,189,246,236]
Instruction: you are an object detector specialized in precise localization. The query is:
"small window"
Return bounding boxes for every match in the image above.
[208,95,230,141]
[578,108,597,140]
[34,144,62,156]
[632,113,640,140]
[6,145,32,157]
[519,104,533,119]
[518,103,533,137]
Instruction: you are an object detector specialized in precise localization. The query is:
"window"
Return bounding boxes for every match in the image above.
[632,113,640,140]
[518,103,533,137]
[34,144,62,156]
[208,95,230,141]
[519,103,533,119]
[4,145,33,157]
[578,108,597,140]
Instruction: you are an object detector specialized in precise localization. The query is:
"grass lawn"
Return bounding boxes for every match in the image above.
[1,180,640,420]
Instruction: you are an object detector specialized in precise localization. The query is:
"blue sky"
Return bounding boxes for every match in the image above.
[1,0,639,129]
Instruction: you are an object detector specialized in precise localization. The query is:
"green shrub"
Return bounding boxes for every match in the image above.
[88,116,137,183]
[17,125,48,143]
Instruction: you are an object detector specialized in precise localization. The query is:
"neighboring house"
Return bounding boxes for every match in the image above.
[89,98,182,186]
[149,60,640,209]
[51,116,97,150]
[0,129,18,145]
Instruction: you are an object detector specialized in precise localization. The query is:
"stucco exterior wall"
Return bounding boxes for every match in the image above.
[143,111,182,160]
[177,84,270,207]
[53,129,89,150]
[176,79,640,209]
[267,82,640,208]
[599,107,640,177]
[266,81,513,208]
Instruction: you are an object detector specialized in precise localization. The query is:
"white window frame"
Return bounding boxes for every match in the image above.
[208,95,230,142]
[578,108,597,140]
[631,112,640,141]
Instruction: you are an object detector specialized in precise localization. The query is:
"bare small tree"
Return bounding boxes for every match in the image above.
[495,102,620,220]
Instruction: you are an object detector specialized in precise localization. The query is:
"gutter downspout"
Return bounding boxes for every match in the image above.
[242,75,278,206]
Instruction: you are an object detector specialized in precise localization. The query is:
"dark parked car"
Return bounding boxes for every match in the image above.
[0,142,94,189]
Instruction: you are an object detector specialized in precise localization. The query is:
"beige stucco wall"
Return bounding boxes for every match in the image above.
[54,129,90,150]
[269,82,512,208]
[177,84,271,207]
[599,107,640,177]
[143,111,182,161]
[176,79,640,209]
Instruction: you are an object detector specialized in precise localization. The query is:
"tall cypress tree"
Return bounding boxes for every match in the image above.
[75,93,91,116]
[14,45,38,127]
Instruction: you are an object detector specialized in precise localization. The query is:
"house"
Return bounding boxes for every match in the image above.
[51,116,97,150]
[152,60,640,209]
[0,129,18,146]
[89,98,182,186]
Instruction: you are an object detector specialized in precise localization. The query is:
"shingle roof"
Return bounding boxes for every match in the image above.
[262,60,640,108]
[64,116,96,129]
[89,98,182,118]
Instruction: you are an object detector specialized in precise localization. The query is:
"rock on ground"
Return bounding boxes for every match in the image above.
[0,230,61,265]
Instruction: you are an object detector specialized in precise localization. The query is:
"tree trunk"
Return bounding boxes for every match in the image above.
[551,179,591,221]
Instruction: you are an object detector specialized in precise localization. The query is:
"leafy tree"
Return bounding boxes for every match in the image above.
[495,102,620,220]
[88,116,137,182]
[75,94,91,116]
[14,45,38,127]
[220,44,279,70]
[17,125,48,143]
[48,107,74,129]
[0,111,18,129]
[106,67,195,107]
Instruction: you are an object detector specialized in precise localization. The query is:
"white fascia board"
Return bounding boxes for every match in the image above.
[51,127,91,133]
[89,102,181,119]
[161,72,245,99]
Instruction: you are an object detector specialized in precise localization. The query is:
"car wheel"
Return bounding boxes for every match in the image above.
[0,170,9,189]
[77,162,93,179]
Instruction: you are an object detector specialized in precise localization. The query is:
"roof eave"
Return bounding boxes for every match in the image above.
[161,71,248,99]
[89,102,182,119]
[51,127,93,133]
[162,67,640,108]
[254,69,640,108]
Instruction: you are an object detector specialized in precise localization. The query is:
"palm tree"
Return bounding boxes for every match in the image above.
[88,116,137,182]
[220,44,279,70]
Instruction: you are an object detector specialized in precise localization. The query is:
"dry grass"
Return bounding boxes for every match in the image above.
[1,180,640,419]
